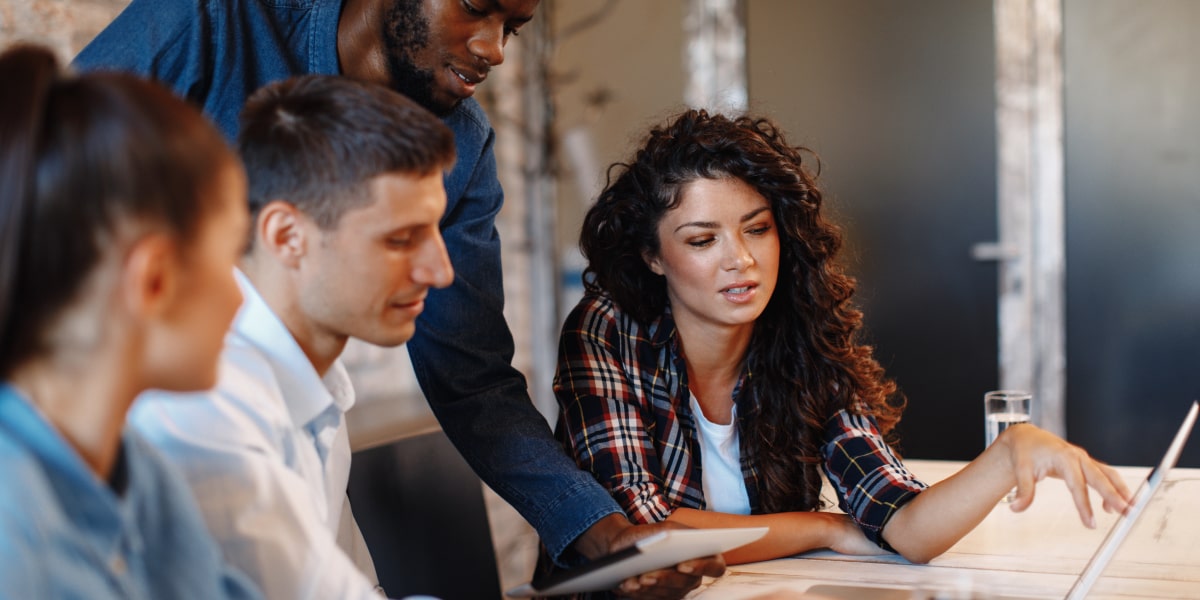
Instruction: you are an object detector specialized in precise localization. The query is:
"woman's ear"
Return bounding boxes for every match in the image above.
[643,250,665,276]
[121,233,178,320]
[254,200,308,268]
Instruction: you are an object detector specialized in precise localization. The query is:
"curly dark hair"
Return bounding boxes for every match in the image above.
[579,109,904,514]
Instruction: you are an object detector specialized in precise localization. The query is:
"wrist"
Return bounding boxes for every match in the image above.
[993,422,1035,486]
[573,513,632,560]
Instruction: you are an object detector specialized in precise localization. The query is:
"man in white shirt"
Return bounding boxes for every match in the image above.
[129,75,455,600]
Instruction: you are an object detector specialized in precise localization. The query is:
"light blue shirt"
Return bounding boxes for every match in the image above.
[129,271,383,600]
[0,384,261,600]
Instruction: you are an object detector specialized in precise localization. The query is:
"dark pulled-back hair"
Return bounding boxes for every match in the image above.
[238,75,456,229]
[0,44,234,378]
[581,109,904,514]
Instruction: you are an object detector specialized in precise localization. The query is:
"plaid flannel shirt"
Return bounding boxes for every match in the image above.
[553,292,927,548]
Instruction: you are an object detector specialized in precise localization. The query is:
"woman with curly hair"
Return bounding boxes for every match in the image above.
[554,109,1131,567]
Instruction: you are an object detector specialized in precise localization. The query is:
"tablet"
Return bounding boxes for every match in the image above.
[506,526,769,597]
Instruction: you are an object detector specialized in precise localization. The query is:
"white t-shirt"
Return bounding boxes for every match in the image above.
[689,393,752,515]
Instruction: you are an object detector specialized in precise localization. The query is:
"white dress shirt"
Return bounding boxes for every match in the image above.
[129,271,384,599]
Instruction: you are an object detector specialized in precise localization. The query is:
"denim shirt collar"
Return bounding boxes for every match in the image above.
[0,384,140,559]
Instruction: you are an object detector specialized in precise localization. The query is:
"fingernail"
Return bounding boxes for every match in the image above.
[678,564,695,574]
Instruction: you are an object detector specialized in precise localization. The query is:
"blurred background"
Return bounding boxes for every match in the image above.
[6,0,1197,594]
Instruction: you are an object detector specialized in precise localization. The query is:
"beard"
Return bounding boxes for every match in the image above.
[381,0,455,116]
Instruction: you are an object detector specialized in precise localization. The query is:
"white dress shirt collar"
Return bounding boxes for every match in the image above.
[231,269,356,430]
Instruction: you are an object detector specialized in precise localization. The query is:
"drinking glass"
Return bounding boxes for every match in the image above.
[984,390,1032,448]
[984,390,1032,502]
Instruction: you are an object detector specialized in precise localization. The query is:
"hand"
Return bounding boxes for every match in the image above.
[576,514,726,599]
[998,424,1133,527]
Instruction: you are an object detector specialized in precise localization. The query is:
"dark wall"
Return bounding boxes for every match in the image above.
[747,0,999,459]
[1064,0,1200,467]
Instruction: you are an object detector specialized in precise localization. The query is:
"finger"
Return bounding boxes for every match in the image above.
[617,569,699,600]
[1061,453,1097,528]
[1101,462,1133,508]
[644,568,701,590]
[618,574,643,596]
[1008,458,1038,512]
[1085,460,1132,515]
[618,575,676,599]
[677,555,726,578]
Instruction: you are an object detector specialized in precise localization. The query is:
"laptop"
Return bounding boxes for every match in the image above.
[807,400,1198,600]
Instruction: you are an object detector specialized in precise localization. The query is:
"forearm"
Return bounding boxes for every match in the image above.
[881,440,1015,563]
[666,508,847,564]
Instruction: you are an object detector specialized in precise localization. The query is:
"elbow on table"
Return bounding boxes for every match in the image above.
[897,547,937,565]
[885,538,948,565]
[881,508,950,565]
[882,530,943,564]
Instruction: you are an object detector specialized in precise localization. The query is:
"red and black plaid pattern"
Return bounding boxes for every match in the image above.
[554,292,926,547]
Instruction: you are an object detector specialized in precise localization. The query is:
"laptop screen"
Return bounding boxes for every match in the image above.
[1064,400,1198,600]
[805,400,1198,600]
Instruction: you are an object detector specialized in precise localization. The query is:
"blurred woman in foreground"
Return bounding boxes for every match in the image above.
[0,44,259,599]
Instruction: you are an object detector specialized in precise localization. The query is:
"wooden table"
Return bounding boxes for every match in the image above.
[687,460,1200,599]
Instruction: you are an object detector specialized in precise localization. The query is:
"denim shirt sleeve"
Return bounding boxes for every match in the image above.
[73,0,342,140]
[72,0,211,104]
[406,102,621,565]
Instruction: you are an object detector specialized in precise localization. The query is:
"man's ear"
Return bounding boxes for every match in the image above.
[643,250,665,276]
[122,233,178,320]
[255,200,309,268]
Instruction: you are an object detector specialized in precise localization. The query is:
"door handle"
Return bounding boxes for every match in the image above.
[971,242,1019,261]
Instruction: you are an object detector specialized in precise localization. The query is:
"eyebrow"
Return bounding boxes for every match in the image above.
[673,206,771,233]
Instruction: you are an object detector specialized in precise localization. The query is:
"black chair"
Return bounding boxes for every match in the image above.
[348,428,502,599]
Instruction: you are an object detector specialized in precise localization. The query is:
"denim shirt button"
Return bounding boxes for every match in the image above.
[109,553,127,576]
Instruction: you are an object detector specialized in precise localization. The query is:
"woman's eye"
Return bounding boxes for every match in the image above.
[688,238,715,248]
[747,224,772,236]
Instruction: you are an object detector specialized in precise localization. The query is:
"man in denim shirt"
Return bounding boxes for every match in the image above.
[75,0,723,595]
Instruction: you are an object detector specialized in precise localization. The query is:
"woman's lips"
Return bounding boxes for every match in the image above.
[720,283,758,303]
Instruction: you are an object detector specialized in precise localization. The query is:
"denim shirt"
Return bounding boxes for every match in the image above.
[0,385,261,599]
[75,0,620,563]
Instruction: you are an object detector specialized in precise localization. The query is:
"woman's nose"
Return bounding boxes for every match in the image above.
[723,240,754,271]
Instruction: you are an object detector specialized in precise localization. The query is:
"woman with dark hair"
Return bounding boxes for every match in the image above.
[555,109,1131,567]
[0,45,259,599]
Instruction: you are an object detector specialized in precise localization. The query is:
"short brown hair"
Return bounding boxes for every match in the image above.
[238,75,456,229]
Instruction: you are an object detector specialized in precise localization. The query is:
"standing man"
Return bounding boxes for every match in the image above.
[76,0,723,596]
